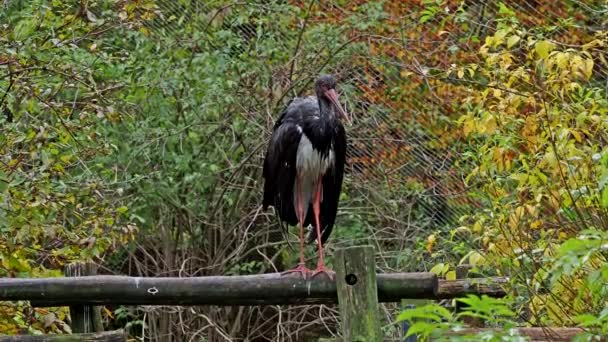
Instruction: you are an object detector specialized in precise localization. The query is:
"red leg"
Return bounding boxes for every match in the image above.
[311,178,334,279]
[281,176,311,279]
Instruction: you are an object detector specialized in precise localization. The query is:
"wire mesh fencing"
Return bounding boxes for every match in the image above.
[129,0,608,340]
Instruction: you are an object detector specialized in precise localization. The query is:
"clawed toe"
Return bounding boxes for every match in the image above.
[311,265,335,280]
[281,263,312,279]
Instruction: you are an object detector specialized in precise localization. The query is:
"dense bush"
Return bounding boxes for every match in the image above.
[2,0,607,340]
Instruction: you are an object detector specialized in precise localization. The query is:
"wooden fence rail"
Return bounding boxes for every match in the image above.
[0,272,506,307]
[0,246,521,341]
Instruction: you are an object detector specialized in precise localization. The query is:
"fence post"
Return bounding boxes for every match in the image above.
[64,262,104,333]
[335,245,382,342]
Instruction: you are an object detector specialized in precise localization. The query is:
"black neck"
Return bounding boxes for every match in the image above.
[317,94,334,120]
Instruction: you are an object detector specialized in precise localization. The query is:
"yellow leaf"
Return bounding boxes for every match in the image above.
[483,115,497,134]
[582,39,603,50]
[426,234,436,253]
[535,40,555,59]
[54,163,65,173]
[571,129,582,142]
[494,28,508,45]
[469,252,485,266]
[400,70,412,78]
[570,54,584,76]
[568,82,582,92]
[583,58,594,79]
[525,204,538,216]
[60,155,71,163]
[493,147,505,171]
[473,221,483,233]
[530,220,543,230]
[454,226,470,235]
[507,35,520,48]
[103,307,114,319]
[555,52,568,69]
[484,36,494,47]
[509,206,525,229]
[515,205,525,218]
[493,88,502,98]
[457,68,464,79]
[487,241,495,251]
[445,271,456,281]
[463,117,476,136]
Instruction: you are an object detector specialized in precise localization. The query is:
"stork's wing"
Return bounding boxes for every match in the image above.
[262,118,302,226]
[307,121,347,244]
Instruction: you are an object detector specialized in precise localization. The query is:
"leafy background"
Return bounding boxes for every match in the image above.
[1,0,608,340]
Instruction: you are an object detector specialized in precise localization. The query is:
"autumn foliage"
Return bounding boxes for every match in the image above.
[1,0,608,339]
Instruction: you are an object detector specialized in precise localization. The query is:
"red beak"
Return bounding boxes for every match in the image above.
[324,89,351,125]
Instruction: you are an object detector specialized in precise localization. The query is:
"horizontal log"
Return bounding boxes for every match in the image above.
[0,273,438,306]
[437,276,507,299]
[447,327,597,341]
[0,329,126,342]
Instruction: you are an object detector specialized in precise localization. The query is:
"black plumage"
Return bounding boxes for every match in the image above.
[262,75,349,278]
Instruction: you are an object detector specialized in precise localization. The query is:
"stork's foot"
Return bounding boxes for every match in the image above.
[281,263,311,279]
[311,264,335,280]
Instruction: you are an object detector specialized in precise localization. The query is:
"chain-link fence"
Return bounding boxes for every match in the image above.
[129,1,608,340]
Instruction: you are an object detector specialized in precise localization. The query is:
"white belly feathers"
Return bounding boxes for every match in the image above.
[293,133,334,214]
[296,134,334,178]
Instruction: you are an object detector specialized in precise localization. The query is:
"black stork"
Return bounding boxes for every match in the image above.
[262,74,350,279]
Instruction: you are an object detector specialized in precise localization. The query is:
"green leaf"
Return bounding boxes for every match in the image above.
[430,263,447,276]
[601,186,608,208]
[397,303,452,323]
[405,321,441,337]
[0,170,7,193]
[574,314,599,327]
[13,18,36,40]
[497,2,516,17]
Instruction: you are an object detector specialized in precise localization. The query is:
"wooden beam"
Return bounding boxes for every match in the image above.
[436,277,507,299]
[0,273,439,306]
[335,245,382,341]
[0,273,505,306]
[0,329,126,342]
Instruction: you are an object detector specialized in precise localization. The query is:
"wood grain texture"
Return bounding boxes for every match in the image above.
[437,277,508,299]
[0,273,442,306]
[335,245,382,342]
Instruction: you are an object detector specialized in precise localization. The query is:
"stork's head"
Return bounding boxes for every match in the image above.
[316,74,351,125]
